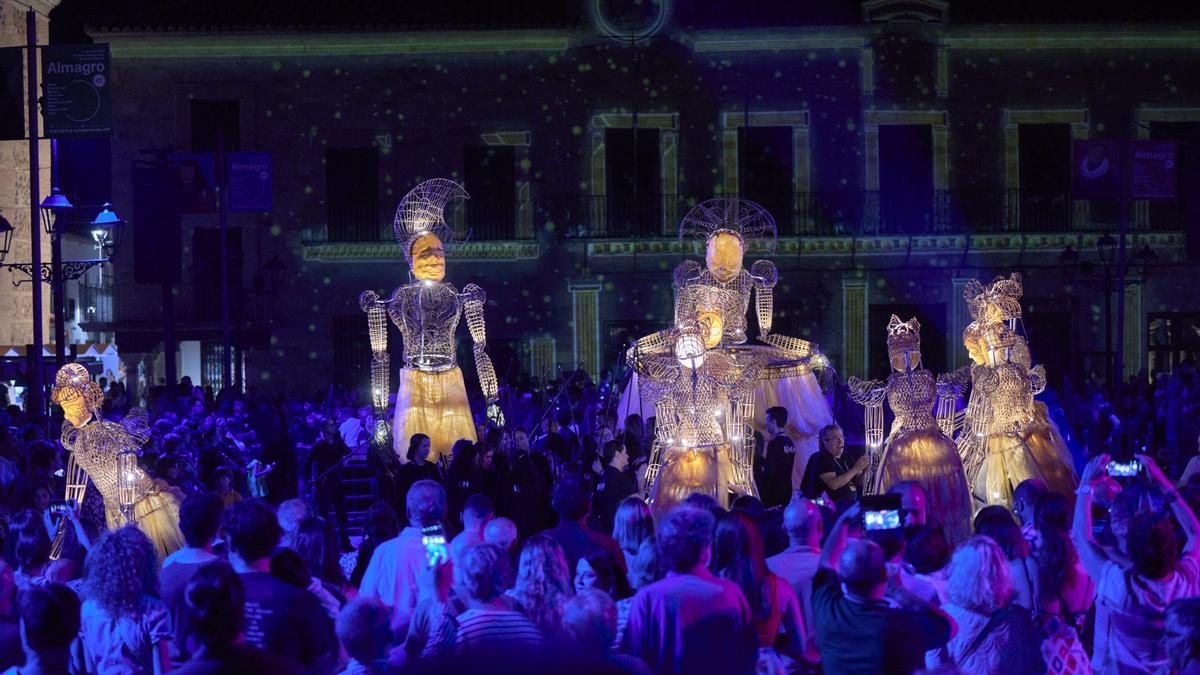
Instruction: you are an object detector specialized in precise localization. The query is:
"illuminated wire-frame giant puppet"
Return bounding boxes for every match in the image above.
[627,198,827,512]
[949,274,1077,509]
[673,198,833,490]
[847,315,972,544]
[360,179,500,466]
[51,363,184,560]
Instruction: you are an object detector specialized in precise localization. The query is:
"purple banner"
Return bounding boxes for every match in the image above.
[1131,140,1177,200]
[1072,140,1121,201]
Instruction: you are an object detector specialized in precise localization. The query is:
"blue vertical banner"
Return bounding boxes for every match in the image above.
[226,152,273,212]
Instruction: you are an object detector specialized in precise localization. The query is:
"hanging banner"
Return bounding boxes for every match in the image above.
[41,43,112,138]
[226,152,273,212]
[1071,139,1121,200]
[0,47,24,141]
[1130,140,1177,200]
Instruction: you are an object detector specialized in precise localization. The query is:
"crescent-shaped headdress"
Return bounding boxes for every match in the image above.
[678,197,777,252]
[392,178,470,264]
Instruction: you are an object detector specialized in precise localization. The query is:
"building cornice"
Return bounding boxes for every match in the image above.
[302,240,540,262]
[93,29,576,59]
[584,232,1183,257]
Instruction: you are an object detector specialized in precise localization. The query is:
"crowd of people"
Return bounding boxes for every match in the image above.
[1,365,1200,673]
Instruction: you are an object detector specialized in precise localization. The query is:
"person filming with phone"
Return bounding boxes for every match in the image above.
[802,425,869,504]
[1073,451,1200,674]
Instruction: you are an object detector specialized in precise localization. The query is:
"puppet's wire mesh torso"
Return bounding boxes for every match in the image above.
[59,410,155,519]
[385,281,464,371]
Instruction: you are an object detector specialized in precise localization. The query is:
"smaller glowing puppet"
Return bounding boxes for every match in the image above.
[52,363,184,560]
[360,179,500,466]
[847,316,973,545]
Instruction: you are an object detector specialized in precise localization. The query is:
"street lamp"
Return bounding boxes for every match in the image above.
[0,212,13,263]
[39,187,72,232]
[40,188,73,367]
[1057,244,1080,267]
[89,203,124,259]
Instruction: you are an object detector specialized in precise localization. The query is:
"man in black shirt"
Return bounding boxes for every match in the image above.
[594,439,637,533]
[812,504,953,675]
[802,424,868,503]
[761,407,797,508]
[223,499,336,673]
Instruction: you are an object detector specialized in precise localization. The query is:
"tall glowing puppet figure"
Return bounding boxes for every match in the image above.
[672,197,834,493]
[51,363,184,560]
[953,274,1077,509]
[848,316,972,544]
[360,179,499,465]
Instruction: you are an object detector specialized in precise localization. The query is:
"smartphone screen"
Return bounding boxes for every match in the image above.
[859,494,902,531]
[1106,460,1142,478]
[421,524,448,567]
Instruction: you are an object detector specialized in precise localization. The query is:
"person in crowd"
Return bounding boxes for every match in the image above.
[802,424,868,503]
[455,544,544,652]
[160,492,223,665]
[404,554,461,661]
[350,502,399,588]
[0,563,20,671]
[574,549,629,599]
[276,499,312,551]
[541,476,626,575]
[889,481,928,528]
[509,535,574,639]
[5,584,80,675]
[928,535,1043,674]
[1012,478,1048,536]
[212,468,242,509]
[613,538,659,650]
[1019,491,1095,661]
[7,511,50,588]
[865,526,940,605]
[450,493,494,564]
[1075,453,1200,674]
[222,499,336,672]
[359,480,447,635]
[766,497,824,645]
[593,440,637,535]
[78,526,173,674]
[905,524,953,605]
[1164,598,1200,675]
[336,598,395,675]
[561,588,649,673]
[761,407,797,508]
[622,506,757,675]
[712,509,812,665]
[483,517,519,559]
[397,434,440,501]
[973,504,1034,609]
[812,504,952,675]
[446,441,481,531]
[294,517,352,618]
[496,427,552,541]
[611,496,654,573]
[173,561,303,674]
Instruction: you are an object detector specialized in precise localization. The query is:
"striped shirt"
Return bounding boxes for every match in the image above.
[454,609,543,652]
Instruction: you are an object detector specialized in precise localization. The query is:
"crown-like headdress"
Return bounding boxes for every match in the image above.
[51,363,104,412]
[886,315,921,359]
[964,273,1023,324]
[982,322,1020,353]
[392,178,469,264]
[678,197,777,252]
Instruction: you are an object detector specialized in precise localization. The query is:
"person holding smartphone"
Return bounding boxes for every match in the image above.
[802,425,868,504]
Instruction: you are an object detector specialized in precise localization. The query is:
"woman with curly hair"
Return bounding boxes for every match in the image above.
[79,526,172,674]
[508,535,574,638]
[929,535,1042,674]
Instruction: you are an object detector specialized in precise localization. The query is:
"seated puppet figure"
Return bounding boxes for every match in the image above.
[360,179,500,466]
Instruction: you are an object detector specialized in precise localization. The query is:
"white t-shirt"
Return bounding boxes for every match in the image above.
[1094,554,1200,674]
[358,528,435,635]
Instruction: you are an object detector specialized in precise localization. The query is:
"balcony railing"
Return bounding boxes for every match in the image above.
[575,191,1186,238]
[303,198,536,244]
[78,283,113,325]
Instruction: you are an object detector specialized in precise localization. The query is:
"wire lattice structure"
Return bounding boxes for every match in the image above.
[392,178,468,263]
[361,179,499,451]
